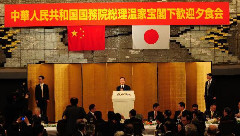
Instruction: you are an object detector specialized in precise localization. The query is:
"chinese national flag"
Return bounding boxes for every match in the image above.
[67,26,105,51]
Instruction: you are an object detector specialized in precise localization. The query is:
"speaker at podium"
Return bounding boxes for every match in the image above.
[112,91,135,119]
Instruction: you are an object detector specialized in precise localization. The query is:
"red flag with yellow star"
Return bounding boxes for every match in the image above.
[67,26,105,51]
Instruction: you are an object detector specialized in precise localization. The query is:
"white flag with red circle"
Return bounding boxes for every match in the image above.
[132,25,170,49]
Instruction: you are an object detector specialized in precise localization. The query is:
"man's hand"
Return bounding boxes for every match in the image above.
[47,100,50,103]
[213,97,216,100]
[16,117,22,123]
[36,100,38,104]
[236,113,240,118]
[24,117,30,126]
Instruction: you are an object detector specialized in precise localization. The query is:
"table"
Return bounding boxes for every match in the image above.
[45,125,157,136]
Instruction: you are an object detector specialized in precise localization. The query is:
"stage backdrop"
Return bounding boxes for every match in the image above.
[27,62,211,122]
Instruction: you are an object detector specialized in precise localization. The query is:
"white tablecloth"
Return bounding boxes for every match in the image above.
[45,125,157,136]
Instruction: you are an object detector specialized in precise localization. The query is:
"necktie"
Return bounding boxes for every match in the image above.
[41,84,43,98]
[121,85,124,89]
[154,111,157,119]
[211,111,213,118]
[207,81,211,96]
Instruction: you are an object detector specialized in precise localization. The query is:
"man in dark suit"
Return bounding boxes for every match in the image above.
[124,109,144,135]
[174,102,191,122]
[116,77,131,91]
[35,76,49,123]
[164,121,176,136]
[218,107,237,135]
[204,104,220,119]
[62,97,86,136]
[148,103,163,121]
[86,104,96,124]
[205,73,216,111]
[156,114,165,134]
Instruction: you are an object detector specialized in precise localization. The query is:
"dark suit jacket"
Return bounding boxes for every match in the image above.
[204,110,220,119]
[35,84,49,101]
[205,80,216,99]
[124,117,144,133]
[174,110,191,122]
[116,85,131,91]
[148,111,163,121]
[62,105,86,135]
[86,112,96,124]
[218,115,237,135]
[156,123,165,133]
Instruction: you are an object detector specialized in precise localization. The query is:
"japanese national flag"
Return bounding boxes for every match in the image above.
[132,25,170,49]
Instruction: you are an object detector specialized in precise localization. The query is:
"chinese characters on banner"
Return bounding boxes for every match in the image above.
[5,2,229,27]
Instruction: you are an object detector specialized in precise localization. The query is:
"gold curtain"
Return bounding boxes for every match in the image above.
[158,63,187,116]
[27,64,55,122]
[132,63,158,119]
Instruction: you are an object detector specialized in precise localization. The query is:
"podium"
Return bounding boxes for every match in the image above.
[112,91,135,119]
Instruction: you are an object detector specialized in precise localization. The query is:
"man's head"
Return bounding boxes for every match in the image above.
[38,76,44,84]
[89,104,96,113]
[164,110,171,118]
[207,125,217,136]
[76,122,86,133]
[210,104,217,112]
[153,103,160,111]
[107,111,115,121]
[192,104,198,111]
[185,124,198,136]
[120,77,126,85]
[178,102,185,111]
[70,97,78,106]
[207,73,213,80]
[223,107,231,117]
[129,109,136,118]
[181,114,191,126]
[34,107,41,116]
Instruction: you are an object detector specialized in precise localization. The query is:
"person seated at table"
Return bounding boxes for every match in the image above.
[185,124,198,136]
[156,114,165,134]
[124,109,144,135]
[73,122,86,136]
[177,114,192,136]
[32,107,42,127]
[105,111,117,136]
[94,111,107,136]
[163,110,173,122]
[204,103,220,120]
[62,97,86,136]
[86,104,96,124]
[174,102,191,122]
[218,107,237,136]
[164,121,177,136]
[115,113,124,131]
[207,125,218,136]
[148,103,163,121]
[191,110,206,136]
[235,101,240,118]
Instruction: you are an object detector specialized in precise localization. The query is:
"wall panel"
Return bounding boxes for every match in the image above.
[132,63,157,119]
[27,64,55,122]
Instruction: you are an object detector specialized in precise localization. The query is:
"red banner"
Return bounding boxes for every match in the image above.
[5,2,229,27]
